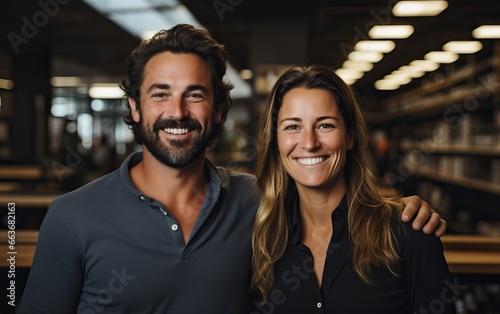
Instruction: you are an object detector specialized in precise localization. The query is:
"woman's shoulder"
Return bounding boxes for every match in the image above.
[389,211,445,257]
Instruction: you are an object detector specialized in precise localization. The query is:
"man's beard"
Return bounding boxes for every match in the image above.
[139,117,208,168]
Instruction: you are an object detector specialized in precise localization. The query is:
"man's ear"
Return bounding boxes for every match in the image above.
[214,108,222,125]
[129,98,140,123]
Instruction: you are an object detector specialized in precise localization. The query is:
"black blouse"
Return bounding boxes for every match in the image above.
[250,196,457,314]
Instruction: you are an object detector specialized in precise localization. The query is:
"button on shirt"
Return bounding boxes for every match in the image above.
[251,196,456,314]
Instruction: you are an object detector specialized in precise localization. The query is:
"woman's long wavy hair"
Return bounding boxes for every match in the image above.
[252,65,403,300]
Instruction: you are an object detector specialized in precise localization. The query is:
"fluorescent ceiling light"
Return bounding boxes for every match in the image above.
[342,61,374,72]
[335,69,364,81]
[89,84,124,99]
[443,41,483,54]
[348,51,384,62]
[397,65,414,72]
[407,70,425,78]
[406,70,425,78]
[395,66,425,78]
[375,80,400,90]
[392,70,425,79]
[393,1,448,16]
[425,51,459,63]
[472,25,500,38]
[354,40,395,53]
[384,75,412,85]
[409,60,440,72]
[369,25,414,39]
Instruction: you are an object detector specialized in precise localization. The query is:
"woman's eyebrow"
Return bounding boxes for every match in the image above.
[316,116,340,122]
[279,117,301,126]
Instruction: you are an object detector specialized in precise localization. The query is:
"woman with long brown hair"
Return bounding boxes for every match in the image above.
[251,65,455,313]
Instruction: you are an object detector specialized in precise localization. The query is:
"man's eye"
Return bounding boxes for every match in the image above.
[152,93,168,98]
[187,93,205,100]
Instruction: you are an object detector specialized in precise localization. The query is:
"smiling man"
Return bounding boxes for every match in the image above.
[19,24,446,314]
[132,52,219,171]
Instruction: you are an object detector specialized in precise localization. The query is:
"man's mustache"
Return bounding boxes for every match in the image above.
[153,118,202,132]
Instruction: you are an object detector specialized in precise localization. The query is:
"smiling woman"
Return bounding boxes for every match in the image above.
[251,65,456,314]
[277,87,353,193]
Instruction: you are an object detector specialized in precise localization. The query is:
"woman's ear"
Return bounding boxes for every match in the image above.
[129,98,140,123]
[347,129,354,150]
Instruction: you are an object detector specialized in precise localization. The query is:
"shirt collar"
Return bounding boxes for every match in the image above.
[290,193,348,246]
[119,151,227,201]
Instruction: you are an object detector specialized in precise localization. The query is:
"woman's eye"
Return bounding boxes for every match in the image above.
[284,125,300,131]
[318,123,335,129]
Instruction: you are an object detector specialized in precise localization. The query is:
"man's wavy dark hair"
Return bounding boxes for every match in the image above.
[120,24,233,146]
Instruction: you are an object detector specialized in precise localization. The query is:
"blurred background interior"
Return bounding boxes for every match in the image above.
[1,1,500,312]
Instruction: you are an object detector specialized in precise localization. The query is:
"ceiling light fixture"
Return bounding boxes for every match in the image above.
[89,84,125,99]
[393,66,425,78]
[335,69,364,81]
[375,80,400,90]
[348,51,384,62]
[472,25,500,38]
[425,51,459,63]
[354,40,396,53]
[342,61,374,72]
[392,1,448,16]
[443,41,483,54]
[409,60,440,72]
[368,25,414,39]
[384,74,412,85]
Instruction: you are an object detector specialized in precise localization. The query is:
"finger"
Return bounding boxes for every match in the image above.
[401,195,421,222]
[421,212,441,234]
[434,219,447,238]
[410,201,432,230]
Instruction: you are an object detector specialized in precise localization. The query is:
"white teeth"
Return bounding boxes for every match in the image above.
[297,157,326,165]
[164,128,188,135]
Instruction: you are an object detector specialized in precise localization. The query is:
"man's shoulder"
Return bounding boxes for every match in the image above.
[53,169,122,206]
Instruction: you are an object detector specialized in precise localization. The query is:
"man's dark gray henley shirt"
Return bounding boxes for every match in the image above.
[18,152,259,313]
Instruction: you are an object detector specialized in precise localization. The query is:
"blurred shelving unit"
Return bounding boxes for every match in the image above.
[367,41,500,313]
[368,41,500,236]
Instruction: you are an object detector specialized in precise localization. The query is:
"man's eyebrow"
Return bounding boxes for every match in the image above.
[146,84,210,94]
[147,83,170,93]
[185,84,210,94]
